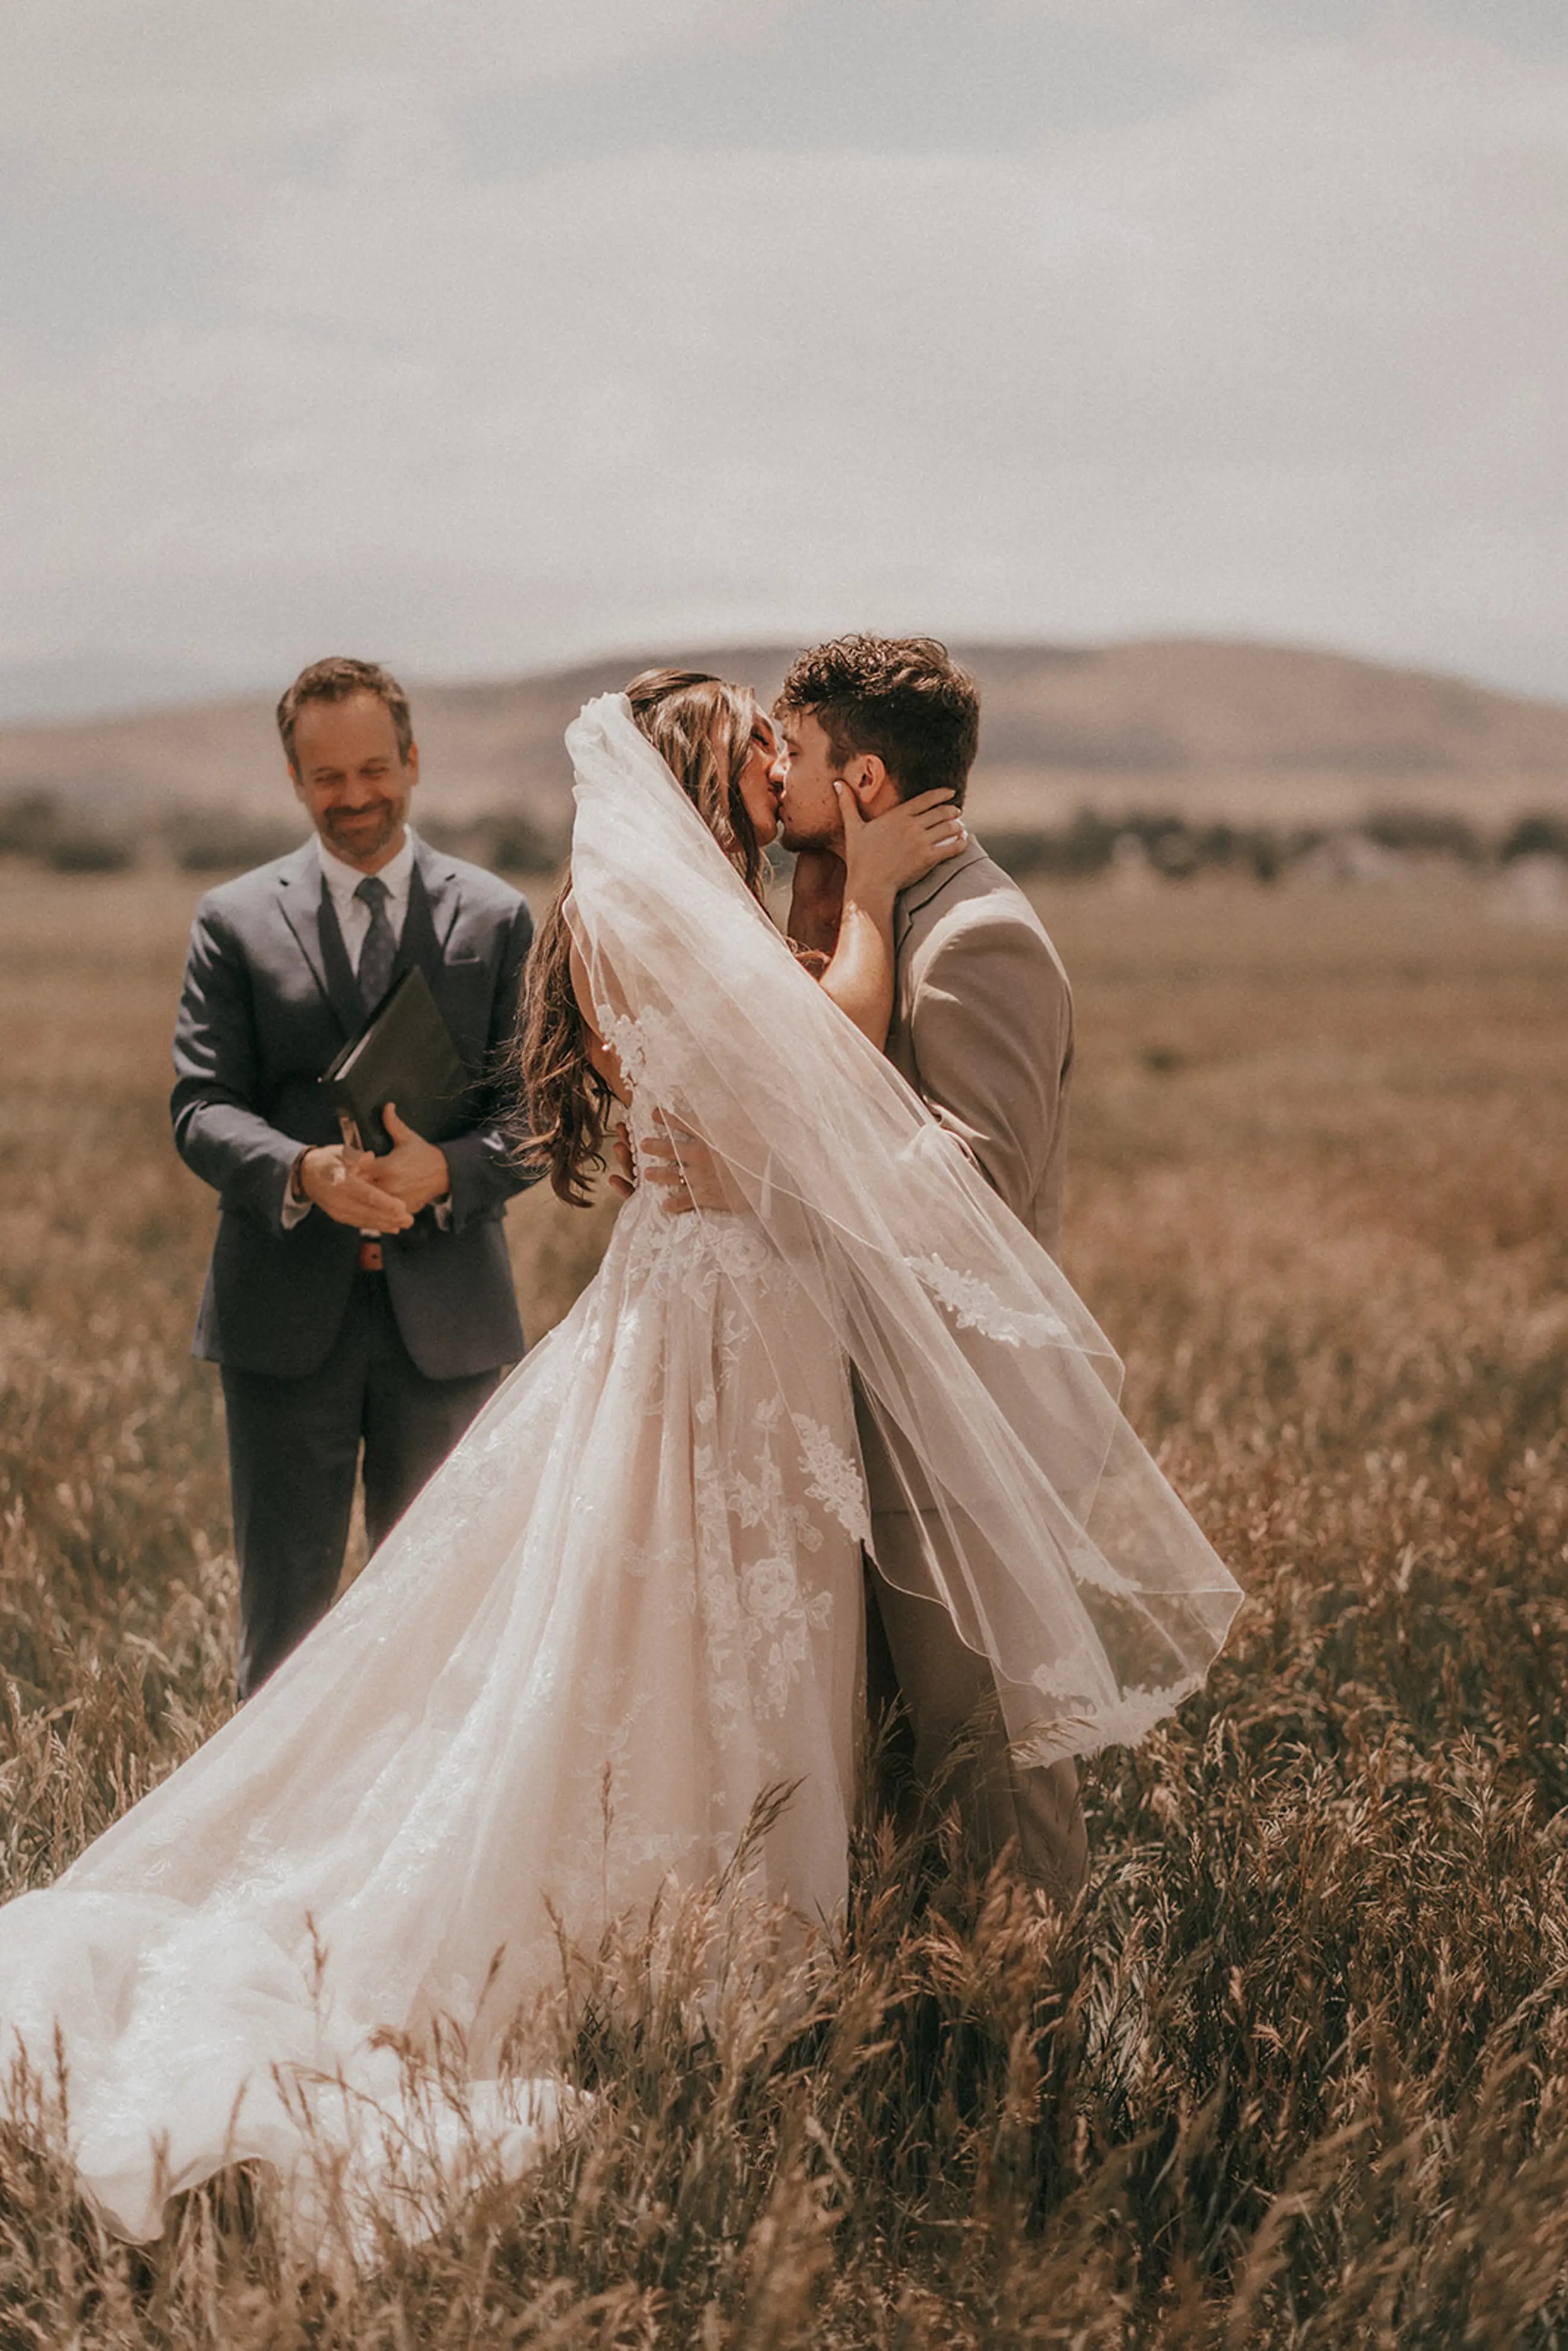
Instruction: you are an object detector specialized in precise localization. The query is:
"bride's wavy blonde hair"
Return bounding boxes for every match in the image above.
[516,670,767,1205]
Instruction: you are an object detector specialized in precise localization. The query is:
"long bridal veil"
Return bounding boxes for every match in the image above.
[565,692,1241,1763]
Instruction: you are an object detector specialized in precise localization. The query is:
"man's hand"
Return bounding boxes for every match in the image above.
[608,1119,731,1213]
[609,1122,637,1199]
[297,1143,416,1233]
[365,1103,452,1215]
[841,785,965,903]
[640,1123,736,1216]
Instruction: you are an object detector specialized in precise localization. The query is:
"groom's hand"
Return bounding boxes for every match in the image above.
[640,1125,735,1215]
[609,1123,637,1199]
[364,1102,452,1215]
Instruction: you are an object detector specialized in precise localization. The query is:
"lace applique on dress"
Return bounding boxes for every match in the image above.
[602,1006,691,1101]
[792,1417,872,1546]
[691,1397,837,1726]
[622,1185,786,1302]
[555,1665,704,1906]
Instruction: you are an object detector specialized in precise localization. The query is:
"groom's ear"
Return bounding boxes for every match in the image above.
[848,754,894,817]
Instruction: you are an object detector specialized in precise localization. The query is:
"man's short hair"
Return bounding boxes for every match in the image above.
[276,657,413,772]
[776,634,980,806]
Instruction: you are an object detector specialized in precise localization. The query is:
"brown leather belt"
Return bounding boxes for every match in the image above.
[357,1239,385,1273]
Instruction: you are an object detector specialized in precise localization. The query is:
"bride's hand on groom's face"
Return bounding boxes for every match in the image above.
[839,785,967,903]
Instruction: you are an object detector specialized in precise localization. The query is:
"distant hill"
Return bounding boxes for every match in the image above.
[4,638,1568,844]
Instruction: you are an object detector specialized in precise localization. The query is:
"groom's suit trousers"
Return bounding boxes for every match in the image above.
[859,1464,1089,1905]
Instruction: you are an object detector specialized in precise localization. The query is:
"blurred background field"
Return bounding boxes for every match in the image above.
[5,637,1568,902]
[1,849,1566,2343]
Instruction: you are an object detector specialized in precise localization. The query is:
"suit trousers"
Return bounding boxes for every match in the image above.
[865,1520,1089,1905]
[221,1268,500,1698]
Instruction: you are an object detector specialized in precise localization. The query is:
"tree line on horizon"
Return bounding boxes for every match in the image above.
[1,785,1566,884]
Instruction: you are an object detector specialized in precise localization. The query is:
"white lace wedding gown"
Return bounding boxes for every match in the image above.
[0,697,1241,2244]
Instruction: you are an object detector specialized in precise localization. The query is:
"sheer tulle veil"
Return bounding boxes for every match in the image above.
[565,692,1242,1763]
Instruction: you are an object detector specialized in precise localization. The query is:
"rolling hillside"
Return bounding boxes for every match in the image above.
[4,638,1568,843]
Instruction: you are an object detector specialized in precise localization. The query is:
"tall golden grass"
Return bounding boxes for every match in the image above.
[1,862,1566,2345]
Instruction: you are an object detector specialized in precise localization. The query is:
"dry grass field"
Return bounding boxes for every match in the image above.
[1,859,1566,2346]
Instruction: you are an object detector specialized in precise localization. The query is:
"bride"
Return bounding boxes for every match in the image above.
[0,671,1241,2244]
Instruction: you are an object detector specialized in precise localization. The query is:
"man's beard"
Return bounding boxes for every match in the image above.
[779,817,838,855]
[325,803,400,855]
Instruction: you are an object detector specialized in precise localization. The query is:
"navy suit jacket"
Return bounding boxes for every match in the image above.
[171,835,535,1381]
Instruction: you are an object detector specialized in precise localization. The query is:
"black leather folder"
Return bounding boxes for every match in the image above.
[320,968,468,1154]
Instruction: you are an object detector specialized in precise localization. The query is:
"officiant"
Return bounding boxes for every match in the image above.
[171,657,536,1697]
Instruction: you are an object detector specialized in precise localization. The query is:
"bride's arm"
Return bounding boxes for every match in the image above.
[630,794,965,1213]
[816,788,967,1048]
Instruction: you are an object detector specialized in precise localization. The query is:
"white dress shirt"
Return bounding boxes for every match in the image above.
[317,826,417,967]
[283,828,451,1231]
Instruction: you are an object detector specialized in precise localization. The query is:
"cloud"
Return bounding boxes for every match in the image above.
[1,0,786,191]
[2,4,1566,711]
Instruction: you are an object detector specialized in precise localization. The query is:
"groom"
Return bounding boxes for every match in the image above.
[774,634,1087,1900]
[171,657,535,1697]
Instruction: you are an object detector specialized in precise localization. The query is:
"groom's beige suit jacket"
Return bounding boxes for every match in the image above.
[861,838,1073,1513]
[887,839,1073,1261]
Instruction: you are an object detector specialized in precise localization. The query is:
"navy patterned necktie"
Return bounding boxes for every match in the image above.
[354,874,396,1010]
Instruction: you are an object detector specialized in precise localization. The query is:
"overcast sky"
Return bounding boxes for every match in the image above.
[4,0,1566,721]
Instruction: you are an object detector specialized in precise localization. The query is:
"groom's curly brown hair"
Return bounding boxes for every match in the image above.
[776,634,980,806]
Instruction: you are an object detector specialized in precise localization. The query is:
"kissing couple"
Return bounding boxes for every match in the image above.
[0,638,1241,2241]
